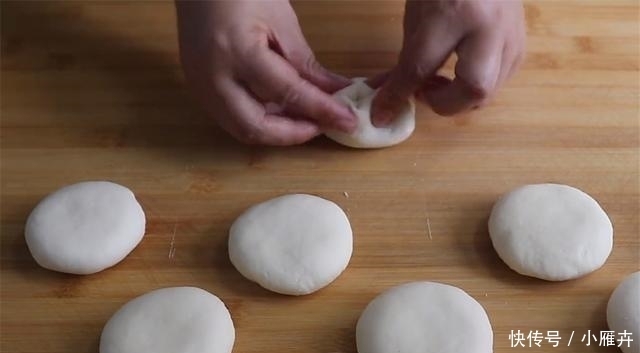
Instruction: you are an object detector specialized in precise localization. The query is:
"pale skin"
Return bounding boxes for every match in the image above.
[176,0,526,146]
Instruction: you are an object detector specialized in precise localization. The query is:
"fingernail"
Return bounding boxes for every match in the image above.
[329,104,355,132]
[373,109,393,127]
[334,117,356,132]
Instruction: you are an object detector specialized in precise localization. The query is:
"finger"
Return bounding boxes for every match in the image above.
[496,44,517,88]
[372,17,461,126]
[240,48,356,132]
[508,51,525,79]
[415,75,451,103]
[423,31,503,116]
[366,71,391,89]
[260,114,322,146]
[498,24,527,85]
[507,31,527,79]
[295,56,351,94]
[215,78,320,145]
[273,21,351,93]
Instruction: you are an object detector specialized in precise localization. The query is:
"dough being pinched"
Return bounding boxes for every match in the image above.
[325,78,415,148]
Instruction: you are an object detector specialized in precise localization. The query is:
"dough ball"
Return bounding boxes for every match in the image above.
[356,281,493,353]
[325,78,415,148]
[229,194,352,295]
[607,271,640,353]
[25,181,146,274]
[100,287,235,353]
[489,183,613,281]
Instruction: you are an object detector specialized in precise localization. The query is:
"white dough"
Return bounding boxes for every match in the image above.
[325,78,415,148]
[607,271,640,353]
[100,287,235,353]
[228,194,352,295]
[25,181,145,275]
[489,183,613,281]
[356,281,493,353]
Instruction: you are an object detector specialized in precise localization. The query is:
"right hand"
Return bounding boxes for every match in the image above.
[176,1,356,145]
[372,0,526,125]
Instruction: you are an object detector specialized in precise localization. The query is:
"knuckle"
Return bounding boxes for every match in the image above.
[463,1,500,28]
[301,54,322,76]
[286,48,319,74]
[279,79,307,110]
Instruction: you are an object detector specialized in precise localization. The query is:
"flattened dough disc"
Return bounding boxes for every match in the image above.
[25,181,146,274]
[229,194,352,295]
[489,183,613,281]
[100,287,235,353]
[356,281,493,353]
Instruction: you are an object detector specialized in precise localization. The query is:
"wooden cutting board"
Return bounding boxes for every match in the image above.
[1,1,638,352]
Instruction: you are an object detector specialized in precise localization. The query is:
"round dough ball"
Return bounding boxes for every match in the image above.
[100,287,235,353]
[229,194,352,295]
[607,271,640,353]
[356,281,493,353]
[325,78,415,148]
[25,181,146,274]
[489,183,613,281]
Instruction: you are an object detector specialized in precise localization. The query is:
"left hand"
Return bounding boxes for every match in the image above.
[176,0,355,145]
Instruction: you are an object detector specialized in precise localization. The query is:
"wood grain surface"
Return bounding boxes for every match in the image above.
[1,1,638,352]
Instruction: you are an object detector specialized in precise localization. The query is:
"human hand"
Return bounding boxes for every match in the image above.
[176,0,356,145]
[372,0,526,124]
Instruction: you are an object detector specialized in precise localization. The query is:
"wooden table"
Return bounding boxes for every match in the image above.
[2,1,638,352]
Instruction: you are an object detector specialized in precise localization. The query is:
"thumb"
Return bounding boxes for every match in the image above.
[371,66,422,127]
[372,16,461,126]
